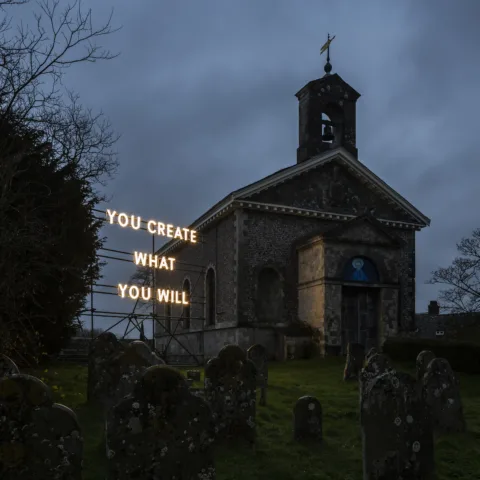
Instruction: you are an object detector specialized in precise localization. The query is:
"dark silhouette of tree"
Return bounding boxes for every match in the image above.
[428,228,480,313]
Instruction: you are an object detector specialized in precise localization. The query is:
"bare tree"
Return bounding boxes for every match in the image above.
[428,228,480,313]
[0,0,120,186]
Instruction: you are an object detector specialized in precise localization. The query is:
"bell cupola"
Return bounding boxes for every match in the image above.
[296,35,361,163]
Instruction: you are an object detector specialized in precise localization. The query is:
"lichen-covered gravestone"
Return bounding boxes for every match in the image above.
[204,344,257,445]
[0,354,20,378]
[87,332,125,404]
[106,365,215,480]
[343,342,365,381]
[0,374,83,479]
[422,357,466,434]
[359,353,394,399]
[293,396,322,442]
[247,344,268,407]
[416,350,436,382]
[361,371,435,480]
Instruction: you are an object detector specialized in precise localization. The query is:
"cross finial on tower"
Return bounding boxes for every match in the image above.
[320,33,335,75]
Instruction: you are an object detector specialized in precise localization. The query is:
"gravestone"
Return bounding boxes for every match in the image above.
[359,353,394,399]
[422,358,466,433]
[87,332,125,404]
[361,371,435,480]
[293,396,322,442]
[416,350,436,382]
[247,344,268,406]
[0,374,83,479]
[129,340,163,365]
[343,342,365,381]
[204,344,257,444]
[106,365,215,480]
[187,370,201,381]
[0,354,20,378]
[365,347,378,363]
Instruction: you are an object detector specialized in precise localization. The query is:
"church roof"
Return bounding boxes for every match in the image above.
[158,147,430,255]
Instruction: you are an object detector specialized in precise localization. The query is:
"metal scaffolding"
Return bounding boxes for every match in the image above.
[76,208,206,365]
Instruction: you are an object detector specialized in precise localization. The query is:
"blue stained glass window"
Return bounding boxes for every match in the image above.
[343,257,379,283]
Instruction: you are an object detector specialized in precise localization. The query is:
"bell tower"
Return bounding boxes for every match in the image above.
[296,35,361,164]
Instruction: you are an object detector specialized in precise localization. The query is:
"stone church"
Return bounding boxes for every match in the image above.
[154,60,430,363]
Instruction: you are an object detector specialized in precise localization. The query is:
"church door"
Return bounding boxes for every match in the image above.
[341,287,378,354]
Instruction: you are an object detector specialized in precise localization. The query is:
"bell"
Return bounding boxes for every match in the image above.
[322,125,334,142]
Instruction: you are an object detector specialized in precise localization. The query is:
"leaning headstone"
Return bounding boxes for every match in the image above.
[293,396,322,442]
[361,371,435,480]
[106,365,215,480]
[204,344,257,444]
[0,354,20,377]
[0,374,83,479]
[87,332,125,404]
[416,350,436,382]
[247,344,268,406]
[343,342,365,381]
[422,357,466,434]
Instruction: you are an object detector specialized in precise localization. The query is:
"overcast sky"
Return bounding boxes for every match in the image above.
[27,0,480,336]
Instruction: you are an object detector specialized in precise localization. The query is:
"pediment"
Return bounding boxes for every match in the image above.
[238,149,430,227]
[321,215,403,247]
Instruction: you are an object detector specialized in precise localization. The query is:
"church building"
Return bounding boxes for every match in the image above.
[154,53,430,364]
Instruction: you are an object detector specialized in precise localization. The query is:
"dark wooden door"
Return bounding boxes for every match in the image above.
[341,287,378,354]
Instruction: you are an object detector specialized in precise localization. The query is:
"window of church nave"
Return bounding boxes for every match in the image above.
[205,268,216,326]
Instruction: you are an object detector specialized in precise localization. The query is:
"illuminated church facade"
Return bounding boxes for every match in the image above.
[154,58,430,363]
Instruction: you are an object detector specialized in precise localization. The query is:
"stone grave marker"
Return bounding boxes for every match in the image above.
[359,353,394,399]
[416,350,436,382]
[106,365,215,480]
[0,354,20,378]
[423,357,466,434]
[0,374,83,479]
[187,370,201,381]
[204,344,257,445]
[343,342,365,381]
[293,396,322,442]
[361,370,435,480]
[365,347,378,363]
[247,344,268,406]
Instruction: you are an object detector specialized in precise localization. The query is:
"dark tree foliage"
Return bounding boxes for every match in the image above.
[0,116,103,363]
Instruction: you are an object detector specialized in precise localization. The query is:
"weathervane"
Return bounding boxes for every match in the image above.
[320,33,335,75]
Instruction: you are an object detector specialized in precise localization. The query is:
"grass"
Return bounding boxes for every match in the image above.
[24,358,480,480]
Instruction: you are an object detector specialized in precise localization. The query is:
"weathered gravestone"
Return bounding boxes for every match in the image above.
[422,357,466,434]
[0,374,83,480]
[293,396,322,443]
[106,365,215,480]
[365,347,378,363]
[343,343,365,381]
[187,370,201,382]
[87,332,125,404]
[247,344,268,407]
[0,355,20,378]
[204,344,257,444]
[88,335,164,409]
[359,353,394,398]
[361,371,435,480]
[416,350,436,382]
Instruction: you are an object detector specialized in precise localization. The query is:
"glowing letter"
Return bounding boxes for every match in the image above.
[174,227,183,239]
[118,213,129,227]
[133,251,148,266]
[141,287,151,301]
[157,289,170,303]
[166,224,174,238]
[147,220,156,234]
[157,222,166,236]
[168,258,176,270]
[148,254,158,268]
[106,209,117,224]
[175,290,181,304]
[190,230,197,243]
[129,285,139,299]
[182,291,189,305]
[118,283,128,298]
[159,256,169,270]
[182,228,189,239]
[131,215,141,230]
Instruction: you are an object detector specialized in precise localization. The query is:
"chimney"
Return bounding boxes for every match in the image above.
[428,301,440,315]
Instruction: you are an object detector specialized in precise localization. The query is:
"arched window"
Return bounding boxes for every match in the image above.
[164,302,171,333]
[343,256,379,283]
[182,278,191,329]
[205,268,216,326]
[256,267,284,323]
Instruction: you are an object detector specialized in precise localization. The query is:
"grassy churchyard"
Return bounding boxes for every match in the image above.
[24,357,480,480]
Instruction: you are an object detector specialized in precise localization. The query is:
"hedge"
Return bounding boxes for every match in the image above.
[382,337,480,374]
